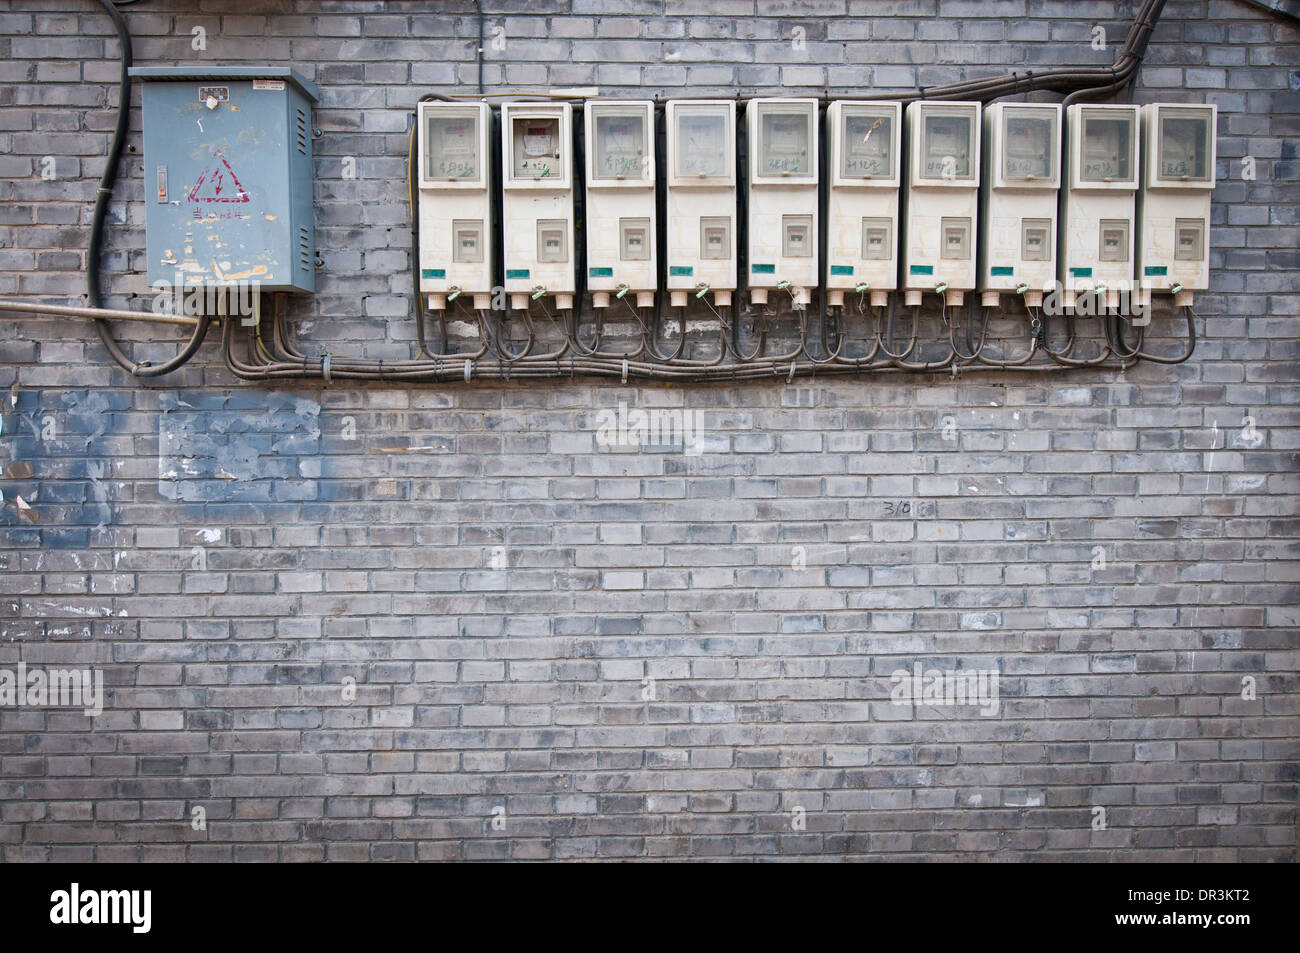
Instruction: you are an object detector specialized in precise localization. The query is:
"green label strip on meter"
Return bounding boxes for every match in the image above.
[589,267,613,278]
[830,265,854,276]
[1144,266,1168,276]
[669,265,693,276]
[505,269,530,280]
[752,264,775,274]
[991,266,1014,277]
[1069,267,1093,278]
[909,265,933,276]
[421,268,445,279]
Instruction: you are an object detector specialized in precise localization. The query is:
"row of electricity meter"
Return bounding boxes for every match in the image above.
[416,98,1216,314]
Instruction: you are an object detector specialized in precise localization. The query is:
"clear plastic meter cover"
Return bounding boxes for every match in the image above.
[758,105,811,176]
[675,108,729,177]
[841,108,894,179]
[511,116,562,179]
[922,108,974,180]
[593,111,647,179]
[1003,109,1055,181]
[1159,109,1211,181]
[1080,110,1133,182]
[426,113,479,180]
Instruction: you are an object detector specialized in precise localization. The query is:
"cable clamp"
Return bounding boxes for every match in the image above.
[377,359,383,381]
[321,354,332,383]
[621,359,628,384]
[463,359,472,383]
[787,361,797,382]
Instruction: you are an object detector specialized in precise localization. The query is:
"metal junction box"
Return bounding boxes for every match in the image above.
[129,66,319,294]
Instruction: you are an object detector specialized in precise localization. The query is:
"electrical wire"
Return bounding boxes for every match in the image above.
[89,0,211,377]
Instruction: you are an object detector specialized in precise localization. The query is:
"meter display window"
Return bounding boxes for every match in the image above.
[1021,219,1051,261]
[426,113,479,181]
[452,220,484,263]
[1080,111,1133,182]
[861,218,891,260]
[758,104,812,176]
[620,218,650,261]
[841,108,894,179]
[675,108,730,178]
[941,217,971,260]
[783,215,812,257]
[1175,218,1205,260]
[921,108,975,180]
[700,217,731,260]
[593,111,647,180]
[1159,109,1211,181]
[536,220,568,263]
[511,116,562,180]
[1099,219,1129,262]
[1002,109,1055,181]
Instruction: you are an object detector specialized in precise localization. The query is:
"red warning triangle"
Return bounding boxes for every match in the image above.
[186,151,250,203]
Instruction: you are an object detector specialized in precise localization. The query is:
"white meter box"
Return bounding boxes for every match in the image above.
[1060,103,1140,307]
[416,101,493,308]
[501,102,575,301]
[902,101,981,302]
[665,100,737,303]
[583,100,656,297]
[745,98,819,301]
[978,102,1061,303]
[1137,103,1216,299]
[826,101,901,303]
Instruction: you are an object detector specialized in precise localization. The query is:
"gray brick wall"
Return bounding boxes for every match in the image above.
[1,0,1298,861]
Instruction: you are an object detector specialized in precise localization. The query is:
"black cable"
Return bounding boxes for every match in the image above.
[90,0,210,377]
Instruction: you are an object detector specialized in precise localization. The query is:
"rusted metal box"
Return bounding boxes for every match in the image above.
[129,66,319,294]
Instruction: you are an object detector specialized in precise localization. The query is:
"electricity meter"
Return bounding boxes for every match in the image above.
[501,101,575,310]
[666,100,737,307]
[902,101,981,306]
[583,100,656,310]
[745,98,819,305]
[1137,103,1216,307]
[825,101,901,308]
[978,103,1061,308]
[416,101,493,310]
[1060,103,1140,311]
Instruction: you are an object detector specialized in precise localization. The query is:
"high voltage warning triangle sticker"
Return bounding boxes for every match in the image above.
[186,152,250,203]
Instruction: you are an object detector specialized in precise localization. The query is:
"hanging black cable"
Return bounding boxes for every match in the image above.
[89,0,210,377]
